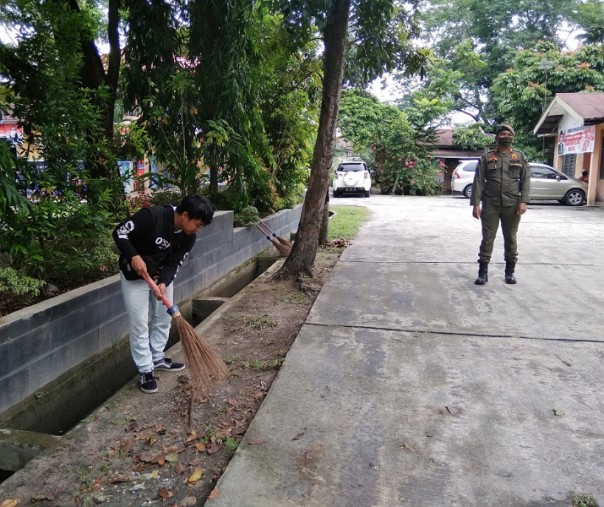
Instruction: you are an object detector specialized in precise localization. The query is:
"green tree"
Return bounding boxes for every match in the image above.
[0,0,122,188]
[122,0,197,196]
[452,124,493,150]
[188,0,275,211]
[491,41,604,157]
[255,13,322,209]
[124,1,297,213]
[338,90,439,195]
[566,0,604,45]
[0,141,28,220]
[401,0,590,125]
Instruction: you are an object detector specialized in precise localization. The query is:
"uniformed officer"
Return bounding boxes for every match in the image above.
[470,124,531,285]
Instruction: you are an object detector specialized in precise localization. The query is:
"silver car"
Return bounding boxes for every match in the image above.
[452,160,587,206]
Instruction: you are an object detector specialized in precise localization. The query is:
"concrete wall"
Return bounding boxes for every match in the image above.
[0,207,301,416]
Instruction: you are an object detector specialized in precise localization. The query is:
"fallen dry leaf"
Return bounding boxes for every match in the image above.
[187,467,203,483]
[139,451,163,463]
[0,500,20,507]
[400,442,418,453]
[445,406,461,416]
[189,457,204,466]
[248,439,266,446]
[194,442,206,452]
[292,432,305,441]
[175,462,185,474]
[147,470,160,479]
[206,443,221,454]
[158,486,174,500]
[186,432,199,442]
[209,487,220,499]
[91,476,103,492]
[215,429,232,440]
[108,476,132,484]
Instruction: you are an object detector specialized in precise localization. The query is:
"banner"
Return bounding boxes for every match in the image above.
[0,123,24,145]
[557,125,596,155]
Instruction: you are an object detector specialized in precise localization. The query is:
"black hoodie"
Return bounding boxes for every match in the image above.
[113,205,196,286]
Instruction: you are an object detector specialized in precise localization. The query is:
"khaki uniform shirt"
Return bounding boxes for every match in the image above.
[470,149,531,207]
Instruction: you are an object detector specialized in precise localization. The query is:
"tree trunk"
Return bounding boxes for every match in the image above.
[319,188,330,245]
[280,0,351,276]
[210,165,219,195]
[105,0,121,142]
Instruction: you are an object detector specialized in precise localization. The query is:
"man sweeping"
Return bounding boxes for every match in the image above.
[113,194,215,393]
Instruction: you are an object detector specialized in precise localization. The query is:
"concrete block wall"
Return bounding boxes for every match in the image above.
[0,206,301,416]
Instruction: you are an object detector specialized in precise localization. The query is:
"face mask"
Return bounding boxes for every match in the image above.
[498,137,513,145]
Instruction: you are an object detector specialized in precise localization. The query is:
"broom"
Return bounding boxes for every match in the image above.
[255,221,292,257]
[259,220,293,249]
[141,272,229,394]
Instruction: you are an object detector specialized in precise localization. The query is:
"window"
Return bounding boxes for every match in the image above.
[561,154,576,177]
[338,163,365,172]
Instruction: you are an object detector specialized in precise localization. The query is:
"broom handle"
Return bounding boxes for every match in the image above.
[258,220,277,237]
[141,272,180,316]
[255,222,272,239]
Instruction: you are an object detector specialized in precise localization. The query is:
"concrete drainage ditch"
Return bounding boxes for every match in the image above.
[0,254,279,484]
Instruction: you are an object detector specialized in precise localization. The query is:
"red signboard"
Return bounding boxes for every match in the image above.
[558,126,596,155]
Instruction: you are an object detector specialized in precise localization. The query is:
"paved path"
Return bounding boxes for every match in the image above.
[207,195,604,507]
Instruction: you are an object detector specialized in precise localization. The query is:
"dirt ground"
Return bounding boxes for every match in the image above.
[0,246,344,507]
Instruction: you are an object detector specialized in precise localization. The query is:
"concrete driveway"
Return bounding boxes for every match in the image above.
[207,195,604,507]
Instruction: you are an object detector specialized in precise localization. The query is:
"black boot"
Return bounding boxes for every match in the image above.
[505,261,517,284]
[475,261,488,285]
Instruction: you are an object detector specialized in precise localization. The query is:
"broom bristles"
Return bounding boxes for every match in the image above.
[270,238,292,257]
[274,235,292,248]
[173,315,229,394]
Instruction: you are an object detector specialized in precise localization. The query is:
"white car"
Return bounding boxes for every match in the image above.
[333,160,371,197]
[452,160,587,206]
[451,159,479,198]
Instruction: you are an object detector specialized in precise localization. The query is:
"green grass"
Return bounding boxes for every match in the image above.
[571,493,599,507]
[328,205,370,241]
[242,314,278,329]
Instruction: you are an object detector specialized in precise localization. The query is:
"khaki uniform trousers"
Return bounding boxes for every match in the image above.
[478,202,521,263]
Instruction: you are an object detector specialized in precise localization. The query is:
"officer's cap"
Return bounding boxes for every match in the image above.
[496,124,515,137]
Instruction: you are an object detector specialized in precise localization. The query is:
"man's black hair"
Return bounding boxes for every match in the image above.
[176,194,215,225]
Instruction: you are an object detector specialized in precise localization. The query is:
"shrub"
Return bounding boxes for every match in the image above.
[150,189,183,206]
[380,158,441,196]
[0,190,119,289]
[0,267,46,296]
[0,267,47,316]
[234,206,260,227]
